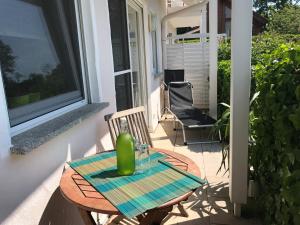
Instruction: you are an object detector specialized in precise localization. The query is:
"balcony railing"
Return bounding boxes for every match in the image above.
[167,0,185,8]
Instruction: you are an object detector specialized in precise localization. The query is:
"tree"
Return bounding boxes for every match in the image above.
[0,40,16,75]
[267,5,300,34]
[254,0,293,16]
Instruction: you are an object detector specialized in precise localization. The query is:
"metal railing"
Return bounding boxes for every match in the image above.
[166,33,227,44]
[167,0,185,8]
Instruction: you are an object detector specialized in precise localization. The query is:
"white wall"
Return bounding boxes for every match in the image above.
[144,0,166,132]
[0,1,116,224]
[0,0,165,224]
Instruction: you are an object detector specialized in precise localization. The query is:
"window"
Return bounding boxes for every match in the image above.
[150,14,159,75]
[0,0,85,127]
[224,6,231,36]
[108,0,133,111]
[108,0,131,72]
[115,72,133,111]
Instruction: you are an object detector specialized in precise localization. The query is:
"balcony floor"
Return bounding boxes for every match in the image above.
[107,115,261,225]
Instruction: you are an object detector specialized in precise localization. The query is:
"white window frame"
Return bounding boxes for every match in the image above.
[0,0,89,136]
[150,12,159,76]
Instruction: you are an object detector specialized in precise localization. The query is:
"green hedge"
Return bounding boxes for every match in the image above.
[217,34,300,224]
[217,34,300,116]
[251,45,300,225]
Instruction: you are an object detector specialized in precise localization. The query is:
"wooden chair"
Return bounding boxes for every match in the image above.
[104,106,189,218]
[104,106,153,148]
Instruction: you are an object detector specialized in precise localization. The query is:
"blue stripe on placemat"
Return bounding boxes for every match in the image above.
[116,176,201,218]
[93,163,169,192]
[81,151,165,178]
[68,150,206,219]
[70,151,116,168]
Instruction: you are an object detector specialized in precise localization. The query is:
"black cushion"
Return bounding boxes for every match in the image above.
[171,106,216,127]
[164,70,184,90]
[169,82,193,108]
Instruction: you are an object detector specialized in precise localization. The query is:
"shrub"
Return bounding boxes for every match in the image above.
[217,33,300,116]
[251,44,300,225]
[217,35,300,224]
[217,60,231,116]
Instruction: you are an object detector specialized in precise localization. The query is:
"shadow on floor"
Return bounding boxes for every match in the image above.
[158,118,223,153]
[39,187,84,225]
[106,182,234,225]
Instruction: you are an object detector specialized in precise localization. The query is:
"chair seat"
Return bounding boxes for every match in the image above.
[171,106,216,128]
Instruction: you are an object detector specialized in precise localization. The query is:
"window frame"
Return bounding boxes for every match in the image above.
[150,13,159,76]
[0,0,89,136]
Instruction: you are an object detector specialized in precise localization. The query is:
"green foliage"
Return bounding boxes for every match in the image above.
[217,60,231,116]
[254,0,293,17]
[251,44,300,225]
[218,33,300,116]
[214,93,259,175]
[217,34,300,224]
[267,5,300,34]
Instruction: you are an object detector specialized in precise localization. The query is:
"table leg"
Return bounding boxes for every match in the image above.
[78,208,96,225]
[137,206,173,225]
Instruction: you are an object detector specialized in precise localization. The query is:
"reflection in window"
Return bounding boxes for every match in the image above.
[224,6,231,36]
[108,0,130,72]
[151,14,159,75]
[0,0,84,126]
[115,73,133,111]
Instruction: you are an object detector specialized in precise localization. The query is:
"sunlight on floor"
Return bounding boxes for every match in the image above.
[106,115,261,225]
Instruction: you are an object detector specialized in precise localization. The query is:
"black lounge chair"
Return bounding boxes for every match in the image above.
[163,69,185,90]
[167,81,221,145]
[162,70,185,115]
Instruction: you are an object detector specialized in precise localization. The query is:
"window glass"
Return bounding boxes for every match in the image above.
[0,0,84,127]
[151,14,159,75]
[224,6,231,36]
[115,73,133,111]
[108,0,130,72]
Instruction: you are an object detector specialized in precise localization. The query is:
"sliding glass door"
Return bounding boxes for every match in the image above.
[128,1,146,108]
[108,0,147,112]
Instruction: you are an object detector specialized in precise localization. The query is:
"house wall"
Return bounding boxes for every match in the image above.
[144,0,166,132]
[0,0,165,224]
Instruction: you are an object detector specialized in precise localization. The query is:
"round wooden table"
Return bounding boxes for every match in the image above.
[60,148,201,225]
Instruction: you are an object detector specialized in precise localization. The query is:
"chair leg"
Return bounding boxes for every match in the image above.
[177,203,189,217]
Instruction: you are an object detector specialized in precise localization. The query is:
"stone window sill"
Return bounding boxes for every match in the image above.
[11,103,109,155]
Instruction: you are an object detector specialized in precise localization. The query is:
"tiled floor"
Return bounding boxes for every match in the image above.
[107,116,261,225]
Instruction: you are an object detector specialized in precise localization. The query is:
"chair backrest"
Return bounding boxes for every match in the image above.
[164,70,184,90]
[168,81,193,109]
[104,106,153,148]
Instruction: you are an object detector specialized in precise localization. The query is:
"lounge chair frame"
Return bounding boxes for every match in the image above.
[166,81,221,145]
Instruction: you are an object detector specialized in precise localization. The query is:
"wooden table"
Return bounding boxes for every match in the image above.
[60,148,201,225]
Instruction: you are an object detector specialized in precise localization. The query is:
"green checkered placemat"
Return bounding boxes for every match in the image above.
[68,151,207,218]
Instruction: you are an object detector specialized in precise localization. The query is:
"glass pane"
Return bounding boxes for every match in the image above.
[115,73,132,111]
[152,31,158,74]
[108,0,130,72]
[128,5,144,107]
[151,14,158,74]
[0,0,84,127]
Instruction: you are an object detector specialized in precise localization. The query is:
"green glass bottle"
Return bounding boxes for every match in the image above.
[116,119,135,176]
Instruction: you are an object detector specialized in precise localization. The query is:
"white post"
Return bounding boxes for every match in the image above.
[229,0,253,217]
[0,67,12,159]
[209,0,218,119]
[200,6,207,34]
